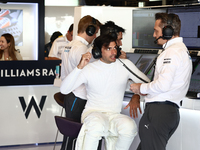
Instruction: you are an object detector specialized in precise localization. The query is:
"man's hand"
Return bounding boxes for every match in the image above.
[130,83,142,94]
[119,50,127,59]
[77,52,92,69]
[124,94,142,118]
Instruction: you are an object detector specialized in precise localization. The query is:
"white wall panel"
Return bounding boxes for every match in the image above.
[45,6,75,44]
[0,85,63,146]
[74,6,134,52]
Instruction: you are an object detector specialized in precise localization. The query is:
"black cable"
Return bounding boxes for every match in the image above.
[163,40,168,50]
[118,58,149,83]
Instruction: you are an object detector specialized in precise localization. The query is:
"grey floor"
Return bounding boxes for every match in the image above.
[0,143,62,150]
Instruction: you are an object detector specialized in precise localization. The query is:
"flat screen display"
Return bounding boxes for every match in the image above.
[126,53,157,81]
[132,9,166,49]
[185,56,200,98]
[0,9,23,46]
[188,61,200,93]
[126,53,142,64]
[146,65,155,81]
[133,5,200,50]
[168,6,200,50]
[0,2,38,60]
[135,54,157,74]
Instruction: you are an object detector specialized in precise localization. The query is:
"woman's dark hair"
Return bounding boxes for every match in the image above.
[50,31,62,43]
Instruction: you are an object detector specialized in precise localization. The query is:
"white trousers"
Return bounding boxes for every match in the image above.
[75,111,137,150]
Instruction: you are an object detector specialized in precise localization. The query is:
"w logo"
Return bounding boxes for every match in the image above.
[19,96,47,119]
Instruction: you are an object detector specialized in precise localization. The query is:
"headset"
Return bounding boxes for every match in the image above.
[92,42,121,59]
[162,14,175,40]
[86,17,97,36]
[92,25,121,59]
[103,27,118,39]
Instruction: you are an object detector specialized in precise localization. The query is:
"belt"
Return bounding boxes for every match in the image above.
[146,101,179,108]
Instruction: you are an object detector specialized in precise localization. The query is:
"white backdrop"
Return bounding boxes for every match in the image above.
[73,6,135,53]
[0,85,63,146]
[45,6,75,44]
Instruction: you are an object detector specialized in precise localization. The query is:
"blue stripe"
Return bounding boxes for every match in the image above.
[71,98,77,111]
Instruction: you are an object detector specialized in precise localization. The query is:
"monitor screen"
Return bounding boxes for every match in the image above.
[132,9,166,49]
[168,6,200,50]
[133,5,200,50]
[146,64,155,81]
[126,53,157,80]
[126,53,142,65]
[0,2,39,60]
[188,61,200,93]
[135,54,157,74]
[0,9,23,46]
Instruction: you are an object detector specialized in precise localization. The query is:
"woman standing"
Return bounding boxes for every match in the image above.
[0,33,22,60]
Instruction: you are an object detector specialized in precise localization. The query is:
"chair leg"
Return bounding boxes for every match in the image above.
[53,107,64,150]
[64,136,69,150]
[72,138,77,150]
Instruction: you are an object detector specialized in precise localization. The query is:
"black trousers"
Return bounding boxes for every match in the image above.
[61,92,87,150]
[137,101,180,150]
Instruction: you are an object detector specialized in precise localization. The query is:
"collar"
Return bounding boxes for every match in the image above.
[98,59,116,67]
[75,36,89,46]
[162,37,183,49]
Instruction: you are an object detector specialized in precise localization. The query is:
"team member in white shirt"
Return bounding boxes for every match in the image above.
[60,34,150,150]
[60,15,101,150]
[48,24,73,60]
[130,13,192,150]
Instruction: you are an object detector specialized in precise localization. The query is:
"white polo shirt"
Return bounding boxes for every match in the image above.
[140,37,192,106]
[61,36,93,99]
[48,36,70,59]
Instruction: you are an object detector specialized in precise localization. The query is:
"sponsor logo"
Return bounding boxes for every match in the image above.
[1,69,55,77]
[19,96,47,119]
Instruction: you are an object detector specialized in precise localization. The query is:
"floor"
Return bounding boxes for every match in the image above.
[0,143,62,150]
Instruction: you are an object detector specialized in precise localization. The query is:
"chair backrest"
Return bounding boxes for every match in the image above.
[55,116,82,138]
[54,92,65,107]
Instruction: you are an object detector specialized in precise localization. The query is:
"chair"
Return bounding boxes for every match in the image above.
[53,92,66,150]
[55,116,103,150]
[55,116,82,150]
[53,92,83,150]
[54,92,65,108]
[53,92,103,150]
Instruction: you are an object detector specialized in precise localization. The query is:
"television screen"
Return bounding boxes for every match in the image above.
[0,9,23,46]
[0,3,39,60]
[133,5,200,50]
[126,53,157,80]
[132,9,166,49]
[135,54,157,74]
[187,60,200,98]
[126,53,142,64]
[168,6,200,50]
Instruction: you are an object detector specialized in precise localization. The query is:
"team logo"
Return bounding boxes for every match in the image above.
[19,96,47,119]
